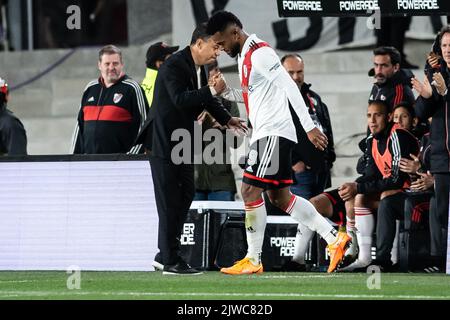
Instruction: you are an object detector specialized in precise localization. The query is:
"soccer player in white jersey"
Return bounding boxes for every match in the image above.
[206,11,352,274]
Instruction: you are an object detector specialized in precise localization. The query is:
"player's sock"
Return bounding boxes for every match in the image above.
[346,216,356,233]
[354,207,374,266]
[244,198,267,266]
[284,194,337,245]
[292,223,314,264]
[391,220,400,265]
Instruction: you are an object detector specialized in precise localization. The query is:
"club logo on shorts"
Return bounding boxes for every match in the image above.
[246,150,258,173]
[113,93,123,104]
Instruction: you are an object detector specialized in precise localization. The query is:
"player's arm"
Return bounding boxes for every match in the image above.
[252,49,315,132]
[252,49,327,149]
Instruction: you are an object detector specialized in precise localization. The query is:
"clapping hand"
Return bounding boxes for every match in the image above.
[431,72,447,96]
[399,154,421,174]
[411,76,433,99]
[410,171,434,192]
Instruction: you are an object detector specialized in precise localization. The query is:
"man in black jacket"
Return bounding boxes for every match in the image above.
[339,100,419,271]
[136,24,245,275]
[368,47,415,112]
[71,45,149,154]
[0,78,27,156]
[413,25,450,271]
[281,53,336,199]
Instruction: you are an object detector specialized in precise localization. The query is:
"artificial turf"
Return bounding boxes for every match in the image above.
[0,271,449,300]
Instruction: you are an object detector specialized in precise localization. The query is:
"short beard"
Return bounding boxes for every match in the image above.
[228,43,241,58]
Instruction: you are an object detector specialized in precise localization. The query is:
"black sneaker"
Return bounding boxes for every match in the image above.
[282,260,308,272]
[152,252,164,271]
[369,259,396,272]
[163,260,203,275]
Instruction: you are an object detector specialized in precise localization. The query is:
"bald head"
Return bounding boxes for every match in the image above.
[282,55,304,88]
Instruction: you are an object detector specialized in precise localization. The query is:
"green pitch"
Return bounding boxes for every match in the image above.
[0,271,449,300]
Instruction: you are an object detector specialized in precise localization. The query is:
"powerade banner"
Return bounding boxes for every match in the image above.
[174,0,446,67]
[277,0,450,17]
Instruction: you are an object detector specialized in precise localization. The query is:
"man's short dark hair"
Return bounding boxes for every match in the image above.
[438,25,450,46]
[190,23,211,45]
[393,101,415,118]
[206,11,243,35]
[373,46,401,66]
[281,53,303,65]
[369,99,390,115]
[99,45,122,62]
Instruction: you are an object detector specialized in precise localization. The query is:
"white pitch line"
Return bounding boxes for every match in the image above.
[0,291,448,300]
[259,275,335,279]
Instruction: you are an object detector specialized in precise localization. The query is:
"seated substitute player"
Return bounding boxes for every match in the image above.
[206,11,352,275]
[338,100,419,271]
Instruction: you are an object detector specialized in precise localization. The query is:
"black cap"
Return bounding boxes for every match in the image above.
[146,42,179,68]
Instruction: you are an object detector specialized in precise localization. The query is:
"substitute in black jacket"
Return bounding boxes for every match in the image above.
[135,24,245,275]
[71,45,148,154]
[281,54,336,199]
[413,26,450,268]
[338,100,419,271]
[368,47,415,111]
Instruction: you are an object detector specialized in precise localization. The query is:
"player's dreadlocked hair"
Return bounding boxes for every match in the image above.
[206,11,243,35]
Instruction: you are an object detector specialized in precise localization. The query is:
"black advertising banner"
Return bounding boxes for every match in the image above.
[277,0,450,17]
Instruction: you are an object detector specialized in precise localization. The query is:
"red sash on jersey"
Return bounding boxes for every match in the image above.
[241,42,270,115]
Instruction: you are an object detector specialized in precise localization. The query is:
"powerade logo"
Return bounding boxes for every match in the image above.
[181,223,195,245]
[282,0,323,11]
[270,237,296,256]
[397,0,439,9]
[339,0,380,11]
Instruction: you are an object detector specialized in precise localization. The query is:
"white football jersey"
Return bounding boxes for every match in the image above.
[237,34,315,145]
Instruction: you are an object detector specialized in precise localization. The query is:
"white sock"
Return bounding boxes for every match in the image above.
[391,220,400,265]
[354,207,374,265]
[284,194,337,245]
[244,198,267,265]
[346,216,356,233]
[293,223,314,264]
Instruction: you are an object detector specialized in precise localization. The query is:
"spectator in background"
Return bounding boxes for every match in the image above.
[71,45,148,154]
[141,42,179,107]
[368,47,415,113]
[0,77,27,155]
[281,53,336,200]
[412,25,450,272]
[194,60,239,201]
[375,17,418,69]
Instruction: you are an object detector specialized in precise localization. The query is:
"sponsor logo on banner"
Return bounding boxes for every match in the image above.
[397,0,439,10]
[339,0,380,11]
[181,223,195,245]
[270,237,296,256]
[113,93,123,104]
[282,0,323,11]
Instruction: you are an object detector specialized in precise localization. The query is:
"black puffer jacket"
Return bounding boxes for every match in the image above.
[368,69,415,110]
[415,67,450,173]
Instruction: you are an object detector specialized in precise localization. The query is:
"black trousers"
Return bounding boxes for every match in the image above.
[430,173,450,257]
[376,192,408,262]
[149,156,195,266]
[403,191,433,231]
